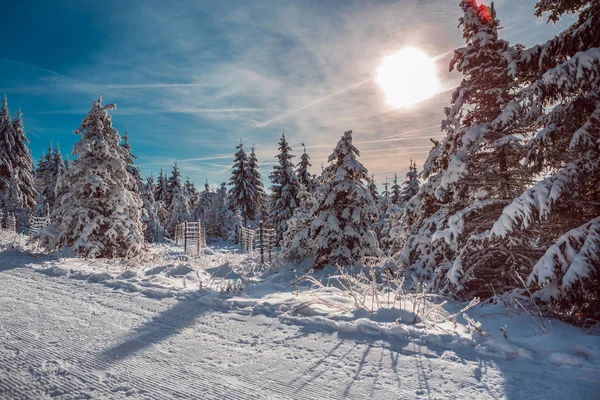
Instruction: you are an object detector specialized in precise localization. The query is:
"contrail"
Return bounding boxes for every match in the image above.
[254,47,456,128]
[254,78,373,128]
[377,124,440,141]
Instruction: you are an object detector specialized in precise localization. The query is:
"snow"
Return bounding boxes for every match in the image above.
[0,233,599,399]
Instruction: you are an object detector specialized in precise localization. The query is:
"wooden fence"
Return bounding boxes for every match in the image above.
[0,210,16,233]
[239,221,276,264]
[174,221,207,257]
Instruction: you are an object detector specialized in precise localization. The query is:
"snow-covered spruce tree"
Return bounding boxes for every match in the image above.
[398,1,532,297]
[374,179,391,237]
[247,145,266,222]
[120,129,143,193]
[153,168,170,228]
[154,168,168,202]
[168,186,192,233]
[228,142,258,223]
[0,94,15,193]
[296,142,316,193]
[0,97,37,210]
[166,163,182,210]
[309,130,379,268]
[184,177,198,205]
[141,175,164,242]
[32,192,48,218]
[47,97,145,258]
[281,184,316,265]
[36,143,66,213]
[367,174,380,204]
[487,0,600,317]
[216,182,234,239]
[399,160,419,205]
[3,170,29,230]
[269,134,301,242]
[379,179,391,212]
[192,179,212,222]
[390,174,402,205]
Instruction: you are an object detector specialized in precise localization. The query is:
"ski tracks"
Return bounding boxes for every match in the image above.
[0,266,595,399]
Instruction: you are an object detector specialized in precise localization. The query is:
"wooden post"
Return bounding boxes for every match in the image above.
[196,221,200,256]
[183,222,188,255]
[260,221,264,264]
[268,227,273,264]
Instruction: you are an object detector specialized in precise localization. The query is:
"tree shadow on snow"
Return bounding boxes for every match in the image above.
[280,319,600,400]
[0,249,36,272]
[96,299,216,366]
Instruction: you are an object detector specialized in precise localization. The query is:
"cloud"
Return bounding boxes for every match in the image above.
[4,0,567,188]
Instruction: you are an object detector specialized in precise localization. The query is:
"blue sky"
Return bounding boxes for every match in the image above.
[0,0,569,188]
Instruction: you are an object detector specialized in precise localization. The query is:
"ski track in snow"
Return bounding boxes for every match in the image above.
[0,252,599,399]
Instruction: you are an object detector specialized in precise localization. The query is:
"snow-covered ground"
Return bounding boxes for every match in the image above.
[0,235,599,399]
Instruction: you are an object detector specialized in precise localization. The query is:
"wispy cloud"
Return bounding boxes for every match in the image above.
[2,0,567,187]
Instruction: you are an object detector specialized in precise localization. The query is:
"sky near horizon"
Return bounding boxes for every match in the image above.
[0,0,570,189]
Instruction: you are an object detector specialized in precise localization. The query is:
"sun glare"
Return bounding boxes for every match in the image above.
[376,48,440,108]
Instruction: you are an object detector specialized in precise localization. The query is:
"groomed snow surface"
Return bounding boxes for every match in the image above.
[0,234,598,399]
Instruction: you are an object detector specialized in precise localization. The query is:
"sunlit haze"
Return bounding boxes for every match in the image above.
[376,48,440,108]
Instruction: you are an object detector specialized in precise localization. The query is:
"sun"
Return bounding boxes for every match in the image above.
[376,48,440,108]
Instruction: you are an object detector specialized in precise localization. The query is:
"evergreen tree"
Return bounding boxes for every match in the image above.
[141,175,164,242]
[35,143,66,213]
[4,170,28,230]
[309,131,379,268]
[0,94,15,193]
[390,173,402,205]
[184,177,197,199]
[400,160,420,205]
[228,142,257,222]
[0,97,37,209]
[154,169,168,202]
[488,0,600,316]
[281,184,316,265]
[121,129,143,193]
[296,142,315,192]
[166,163,182,208]
[247,144,265,222]
[398,1,531,296]
[367,175,379,205]
[168,186,192,233]
[380,179,391,211]
[269,134,301,242]
[46,97,145,258]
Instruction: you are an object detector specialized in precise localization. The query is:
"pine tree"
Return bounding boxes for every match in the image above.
[247,144,265,222]
[216,182,233,239]
[228,142,257,223]
[35,142,65,213]
[367,174,379,204]
[281,184,316,265]
[47,97,145,258]
[154,169,168,202]
[269,134,301,242]
[141,175,164,242]
[487,0,600,316]
[296,142,315,192]
[390,173,402,205]
[4,170,28,230]
[398,1,532,296]
[0,94,15,192]
[121,129,143,193]
[380,179,391,212]
[400,160,420,205]
[166,163,182,209]
[309,131,379,268]
[0,97,37,209]
[168,186,192,233]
